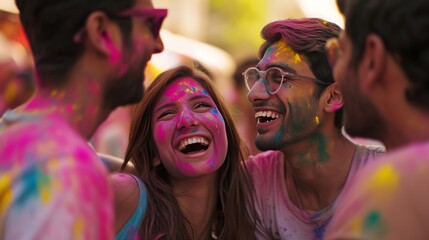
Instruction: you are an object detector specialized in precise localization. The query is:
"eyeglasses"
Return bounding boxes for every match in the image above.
[325,37,342,69]
[242,67,330,95]
[73,7,167,42]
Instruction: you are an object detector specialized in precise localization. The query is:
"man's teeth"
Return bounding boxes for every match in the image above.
[255,111,280,119]
[178,137,209,151]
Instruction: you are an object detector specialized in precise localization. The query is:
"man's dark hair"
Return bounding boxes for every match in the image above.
[259,18,343,128]
[341,0,429,111]
[15,0,135,87]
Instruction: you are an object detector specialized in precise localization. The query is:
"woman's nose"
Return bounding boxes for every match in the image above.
[176,109,199,129]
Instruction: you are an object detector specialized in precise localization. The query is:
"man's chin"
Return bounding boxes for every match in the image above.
[255,135,282,151]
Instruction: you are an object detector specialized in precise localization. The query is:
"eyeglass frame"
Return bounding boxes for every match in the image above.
[73,7,168,43]
[242,67,331,95]
[115,8,167,37]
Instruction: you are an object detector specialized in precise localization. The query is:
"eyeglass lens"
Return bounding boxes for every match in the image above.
[245,68,284,93]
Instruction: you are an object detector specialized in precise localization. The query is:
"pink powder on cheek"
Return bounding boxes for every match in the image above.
[104,36,131,76]
[188,112,222,139]
[104,38,122,65]
[154,125,168,142]
[178,162,197,175]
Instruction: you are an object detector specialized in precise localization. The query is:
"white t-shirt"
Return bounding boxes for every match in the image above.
[246,145,384,240]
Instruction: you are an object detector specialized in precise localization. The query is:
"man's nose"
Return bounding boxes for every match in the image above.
[247,77,271,103]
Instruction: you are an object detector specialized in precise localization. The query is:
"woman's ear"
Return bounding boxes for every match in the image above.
[323,82,344,113]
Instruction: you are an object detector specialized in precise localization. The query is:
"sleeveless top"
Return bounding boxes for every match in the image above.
[115,174,148,240]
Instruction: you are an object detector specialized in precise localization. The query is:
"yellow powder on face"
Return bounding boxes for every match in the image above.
[276,41,302,64]
[294,53,302,64]
[315,116,320,125]
[185,88,196,94]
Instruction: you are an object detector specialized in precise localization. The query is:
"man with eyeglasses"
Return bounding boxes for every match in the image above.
[324,0,429,239]
[0,0,166,239]
[244,18,384,239]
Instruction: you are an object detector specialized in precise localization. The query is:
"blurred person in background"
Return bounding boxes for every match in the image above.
[0,11,34,115]
[325,0,429,238]
[244,18,384,239]
[0,0,166,239]
[91,105,134,158]
[0,60,34,115]
[231,57,260,155]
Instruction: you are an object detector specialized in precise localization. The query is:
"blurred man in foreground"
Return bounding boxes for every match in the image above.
[325,0,429,238]
[0,0,166,238]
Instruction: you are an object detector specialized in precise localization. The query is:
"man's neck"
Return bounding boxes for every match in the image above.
[381,112,429,150]
[282,131,357,211]
[18,80,112,140]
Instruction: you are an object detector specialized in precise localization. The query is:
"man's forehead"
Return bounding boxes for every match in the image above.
[268,41,296,55]
[257,41,304,69]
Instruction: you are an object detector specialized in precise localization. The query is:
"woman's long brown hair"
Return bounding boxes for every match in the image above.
[121,65,261,240]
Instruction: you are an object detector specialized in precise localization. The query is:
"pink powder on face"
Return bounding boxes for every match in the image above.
[104,33,122,65]
[152,78,228,178]
[155,125,167,141]
[177,161,197,175]
[102,32,130,76]
[161,82,189,103]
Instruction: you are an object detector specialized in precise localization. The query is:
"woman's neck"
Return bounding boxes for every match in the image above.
[172,174,218,239]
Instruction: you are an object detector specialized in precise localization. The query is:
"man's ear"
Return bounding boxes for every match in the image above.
[83,11,122,61]
[323,82,343,113]
[357,34,387,93]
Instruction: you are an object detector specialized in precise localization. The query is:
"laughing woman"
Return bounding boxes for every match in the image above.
[110,66,263,240]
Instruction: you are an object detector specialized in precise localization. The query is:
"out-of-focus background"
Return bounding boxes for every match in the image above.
[3,0,376,159]
[0,0,344,94]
